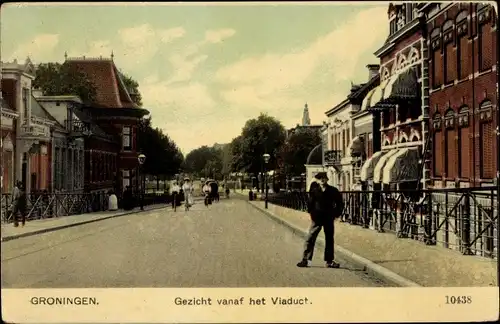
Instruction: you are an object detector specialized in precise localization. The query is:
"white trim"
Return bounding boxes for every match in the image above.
[410,128,421,142]
[380,38,422,71]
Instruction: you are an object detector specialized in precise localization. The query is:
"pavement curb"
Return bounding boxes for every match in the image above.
[247,201,422,288]
[1,205,169,243]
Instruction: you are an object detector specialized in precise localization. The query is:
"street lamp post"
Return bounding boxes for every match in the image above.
[263,153,271,209]
[138,153,146,211]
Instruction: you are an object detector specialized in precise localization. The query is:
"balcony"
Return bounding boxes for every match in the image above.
[19,123,50,141]
[324,150,343,168]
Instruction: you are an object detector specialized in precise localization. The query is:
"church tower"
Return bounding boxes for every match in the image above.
[302,103,311,126]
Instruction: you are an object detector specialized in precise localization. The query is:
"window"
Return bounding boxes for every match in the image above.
[430,28,441,88]
[122,126,132,150]
[478,100,494,179]
[390,17,397,35]
[457,106,470,178]
[477,6,493,72]
[22,88,29,119]
[444,110,456,178]
[122,170,130,189]
[442,20,455,84]
[405,3,414,23]
[456,11,469,80]
[432,113,443,177]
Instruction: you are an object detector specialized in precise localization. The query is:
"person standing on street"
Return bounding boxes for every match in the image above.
[203,181,212,207]
[11,181,27,227]
[297,172,344,268]
[182,178,194,208]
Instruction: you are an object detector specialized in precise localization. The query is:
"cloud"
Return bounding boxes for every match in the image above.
[5,34,60,63]
[167,53,208,84]
[205,28,236,44]
[215,6,388,127]
[160,27,186,43]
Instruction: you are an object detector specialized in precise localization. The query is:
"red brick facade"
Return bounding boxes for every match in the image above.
[427,3,498,187]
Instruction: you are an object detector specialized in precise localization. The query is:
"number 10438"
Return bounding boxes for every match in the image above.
[445,296,472,304]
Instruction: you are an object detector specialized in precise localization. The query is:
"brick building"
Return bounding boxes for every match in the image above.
[64,55,149,194]
[423,2,498,188]
[360,2,427,192]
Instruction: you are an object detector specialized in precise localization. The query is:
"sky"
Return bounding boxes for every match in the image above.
[1,2,390,155]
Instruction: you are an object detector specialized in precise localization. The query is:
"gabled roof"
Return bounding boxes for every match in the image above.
[64,58,137,109]
[347,74,381,103]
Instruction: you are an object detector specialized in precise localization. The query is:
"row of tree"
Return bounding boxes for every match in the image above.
[184,113,322,185]
[33,62,184,179]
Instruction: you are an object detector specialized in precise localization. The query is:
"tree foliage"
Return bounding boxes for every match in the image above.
[183,146,224,179]
[280,127,322,176]
[33,63,97,103]
[231,113,286,175]
[137,116,184,177]
[118,70,143,107]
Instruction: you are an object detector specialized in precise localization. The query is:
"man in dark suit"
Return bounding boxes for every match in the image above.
[297,172,344,268]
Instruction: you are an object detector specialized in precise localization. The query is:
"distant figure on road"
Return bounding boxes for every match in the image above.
[182,178,194,208]
[123,186,134,211]
[171,181,181,209]
[297,172,344,269]
[203,181,212,207]
[10,181,27,227]
[108,190,118,211]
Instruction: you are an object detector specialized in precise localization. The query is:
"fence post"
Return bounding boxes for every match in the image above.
[424,192,433,245]
[461,193,472,255]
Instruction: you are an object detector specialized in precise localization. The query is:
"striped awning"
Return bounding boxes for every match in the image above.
[361,88,377,111]
[382,148,420,184]
[373,149,399,183]
[383,67,420,102]
[360,151,386,182]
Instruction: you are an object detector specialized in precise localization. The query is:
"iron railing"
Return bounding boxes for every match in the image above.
[267,186,498,259]
[1,191,172,224]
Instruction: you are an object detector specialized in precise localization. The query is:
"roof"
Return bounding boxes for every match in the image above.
[306,144,323,165]
[31,96,63,128]
[347,74,381,102]
[72,106,116,141]
[64,58,137,109]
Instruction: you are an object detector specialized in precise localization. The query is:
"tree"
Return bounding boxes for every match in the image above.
[33,62,97,103]
[232,113,286,175]
[280,127,322,176]
[183,146,223,179]
[137,116,184,178]
[118,70,143,107]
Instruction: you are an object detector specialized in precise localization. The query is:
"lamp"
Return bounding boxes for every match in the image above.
[138,153,146,210]
[263,153,271,208]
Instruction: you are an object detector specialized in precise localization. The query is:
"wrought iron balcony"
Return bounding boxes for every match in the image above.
[65,119,92,137]
[19,123,51,140]
[324,150,343,166]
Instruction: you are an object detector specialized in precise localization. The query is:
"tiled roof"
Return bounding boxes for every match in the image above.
[64,58,137,109]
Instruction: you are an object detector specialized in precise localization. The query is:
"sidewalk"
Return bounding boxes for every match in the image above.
[1,204,169,242]
[236,192,497,287]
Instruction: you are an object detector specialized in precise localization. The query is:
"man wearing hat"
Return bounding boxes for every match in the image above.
[297,171,344,268]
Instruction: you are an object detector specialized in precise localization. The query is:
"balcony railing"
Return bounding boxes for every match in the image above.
[65,119,92,136]
[324,150,343,166]
[19,123,51,139]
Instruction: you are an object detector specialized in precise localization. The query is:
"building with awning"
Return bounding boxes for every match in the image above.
[361,2,428,191]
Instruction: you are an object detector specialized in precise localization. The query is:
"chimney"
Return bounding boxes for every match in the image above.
[366,64,380,81]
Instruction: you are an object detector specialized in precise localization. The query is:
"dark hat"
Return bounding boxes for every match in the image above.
[314,172,328,180]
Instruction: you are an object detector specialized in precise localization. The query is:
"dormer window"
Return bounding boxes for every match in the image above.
[389,12,397,35]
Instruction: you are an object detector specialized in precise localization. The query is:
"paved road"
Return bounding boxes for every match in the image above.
[1,197,388,288]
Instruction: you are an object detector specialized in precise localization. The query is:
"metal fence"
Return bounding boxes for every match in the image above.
[1,191,172,224]
[267,186,498,259]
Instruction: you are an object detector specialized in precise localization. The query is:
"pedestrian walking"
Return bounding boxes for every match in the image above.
[297,172,344,268]
[171,181,181,210]
[122,186,134,211]
[10,181,27,227]
[203,181,212,207]
[182,178,194,209]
